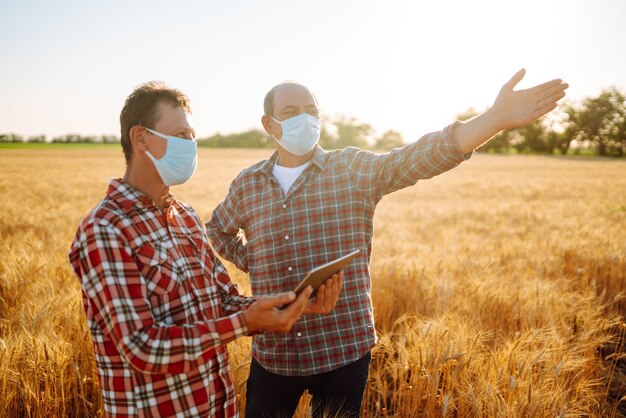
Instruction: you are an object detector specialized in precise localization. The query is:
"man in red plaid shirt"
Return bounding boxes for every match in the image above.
[206,70,568,417]
[69,82,342,417]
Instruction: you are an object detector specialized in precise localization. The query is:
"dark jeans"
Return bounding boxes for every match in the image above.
[245,351,371,418]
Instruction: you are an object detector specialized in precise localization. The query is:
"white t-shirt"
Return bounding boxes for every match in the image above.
[272,161,310,195]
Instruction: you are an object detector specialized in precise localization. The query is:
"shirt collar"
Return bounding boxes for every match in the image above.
[107,178,176,211]
[253,145,325,178]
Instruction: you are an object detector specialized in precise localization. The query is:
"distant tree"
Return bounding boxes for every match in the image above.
[334,116,372,149]
[480,129,512,153]
[0,134,20,143]
[540,109,573,155]
[456,107,481,122]
[544,129,570,155]
[375,130,405,150]
[100,135,119,143]
[27,135,46,143]
[318,123,336,149]
[1,133,25,143]
[514,119,550,153]
[572,87,626,156]
[198,129,272,148]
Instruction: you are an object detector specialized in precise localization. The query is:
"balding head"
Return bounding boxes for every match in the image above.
[263,82,318,117]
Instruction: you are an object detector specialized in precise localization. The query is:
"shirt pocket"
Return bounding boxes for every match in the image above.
[188,229,207,256]
[134,240,182,295]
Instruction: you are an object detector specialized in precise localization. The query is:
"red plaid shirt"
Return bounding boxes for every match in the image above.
[206,122,471,376]
[69,179,253,417]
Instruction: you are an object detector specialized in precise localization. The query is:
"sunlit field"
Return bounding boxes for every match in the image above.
[1,147,625,417]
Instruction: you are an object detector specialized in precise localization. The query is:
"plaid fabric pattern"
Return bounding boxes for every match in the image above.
[206,122,471,376]
[69,179,253,417]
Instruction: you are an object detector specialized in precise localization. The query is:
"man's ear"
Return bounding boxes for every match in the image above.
[262,115,281,140]
[261,115,273,135]
[129,126,149,152]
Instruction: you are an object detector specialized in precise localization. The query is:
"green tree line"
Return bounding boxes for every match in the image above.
[2,87,624,156]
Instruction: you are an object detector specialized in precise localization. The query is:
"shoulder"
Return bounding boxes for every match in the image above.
[174,200,203,228]
[239,158,268,178]
[321,146,379,168]
[227,158,270,191]
[72,198,127,244]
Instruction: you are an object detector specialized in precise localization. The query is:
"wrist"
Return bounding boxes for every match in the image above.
[242,309,257,333]
[483,107,508,132]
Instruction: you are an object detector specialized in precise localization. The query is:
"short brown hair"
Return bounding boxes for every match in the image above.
[119,81,191,163]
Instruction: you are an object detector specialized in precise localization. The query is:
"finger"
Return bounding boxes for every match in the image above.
[535,82,568,100]
[314,283,326,305]
[283,286,313,315]
[324,279,334,310]
[533,103,558,120]
[530,79,564,96]
[262,292,296,309]
[537,90,567,108]
[332,272,343,295]
[504,68,526,90]
[328,275,339,296]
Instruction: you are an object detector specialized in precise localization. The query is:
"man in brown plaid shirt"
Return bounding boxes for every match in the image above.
[206,69,568,417]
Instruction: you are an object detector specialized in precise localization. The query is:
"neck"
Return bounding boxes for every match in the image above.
[276,146,315,168]
[122,159,169,210]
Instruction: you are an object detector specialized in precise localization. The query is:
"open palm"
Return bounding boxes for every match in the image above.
[491,69,568,130]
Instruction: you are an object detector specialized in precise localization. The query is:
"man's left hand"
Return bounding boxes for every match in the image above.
[303,271,343,315]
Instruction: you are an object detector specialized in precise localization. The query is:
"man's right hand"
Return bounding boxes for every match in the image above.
[243,287,313,333]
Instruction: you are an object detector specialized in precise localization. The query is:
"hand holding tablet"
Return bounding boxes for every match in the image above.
[293,249,360,298]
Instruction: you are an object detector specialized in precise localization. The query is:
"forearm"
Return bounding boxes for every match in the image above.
[454,108,506,154]
[348,122,472,200]
[114,311,249,375]
[205,221,249,273]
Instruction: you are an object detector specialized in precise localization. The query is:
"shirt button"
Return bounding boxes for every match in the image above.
[282,204,287,209]
[285,235,290,240]
[297,332,302,337]
[288,266,293,271]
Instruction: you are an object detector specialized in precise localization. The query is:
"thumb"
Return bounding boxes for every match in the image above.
[263,292,296,308]
[504,68,526,90]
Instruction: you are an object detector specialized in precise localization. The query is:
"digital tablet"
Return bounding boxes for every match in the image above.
[293,249,360,298]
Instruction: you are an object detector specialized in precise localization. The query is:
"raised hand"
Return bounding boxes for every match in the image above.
[490,69,569,130]
[454,69,569,153]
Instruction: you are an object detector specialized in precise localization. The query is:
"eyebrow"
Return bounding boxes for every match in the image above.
[279,104,320,112]
[172,126,195,137]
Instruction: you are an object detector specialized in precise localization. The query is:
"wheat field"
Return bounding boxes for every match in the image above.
[0,147,625,417]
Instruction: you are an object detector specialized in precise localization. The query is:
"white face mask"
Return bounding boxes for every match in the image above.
[144,127,197,186]
[271,113,321,156]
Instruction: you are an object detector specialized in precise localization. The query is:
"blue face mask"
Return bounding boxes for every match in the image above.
[144,127,197,186]
[271,113,321,156]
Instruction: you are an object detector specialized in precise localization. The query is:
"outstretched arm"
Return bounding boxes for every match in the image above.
[455,69,568,153]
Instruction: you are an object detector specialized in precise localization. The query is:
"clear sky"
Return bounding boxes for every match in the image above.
[1,0,625,142]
